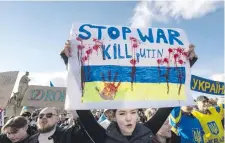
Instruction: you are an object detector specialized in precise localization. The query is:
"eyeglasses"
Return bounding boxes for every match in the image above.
[38,113,57,119]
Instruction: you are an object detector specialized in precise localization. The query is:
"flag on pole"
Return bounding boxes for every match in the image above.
[50,81,54,87]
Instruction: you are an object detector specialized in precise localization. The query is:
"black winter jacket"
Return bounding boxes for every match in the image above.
[105,121,153,143]
[28,125,92,143]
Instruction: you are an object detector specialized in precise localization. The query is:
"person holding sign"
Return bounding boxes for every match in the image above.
[60,39,198,143]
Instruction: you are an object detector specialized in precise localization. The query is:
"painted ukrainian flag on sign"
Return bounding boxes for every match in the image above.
[69,23,191,105]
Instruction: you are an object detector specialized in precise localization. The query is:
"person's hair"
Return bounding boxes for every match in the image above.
[2,116,27,133]
[31,112,37,118]
[20,111,31,117]
[52,107,59,116]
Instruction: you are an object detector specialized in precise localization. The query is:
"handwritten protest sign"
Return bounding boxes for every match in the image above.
[66,23,194,109]
[21,85,66,108]
[0,71,19,108]
[191,75,224,96]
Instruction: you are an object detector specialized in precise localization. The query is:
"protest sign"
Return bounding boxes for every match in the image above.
[0,71,19,108]
[66,23,194,109]
[21,85,66,108]
[191,75,224,96]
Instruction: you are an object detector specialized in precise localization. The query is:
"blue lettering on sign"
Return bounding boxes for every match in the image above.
[92,25,107,39]
[102,44,163,61]
[101,44,163,61]
[78,24,92,40]
[108,27,120,40]
[122,27,131,40]
[137,28,154,43]
[168,29,184,45]
[102,44,111,60]
[29,89,65,102]
[77,24,184,45]
[191,75,224,95]
[156,29,168,44]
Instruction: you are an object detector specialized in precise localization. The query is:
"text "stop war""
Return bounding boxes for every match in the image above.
[77,24,184,45]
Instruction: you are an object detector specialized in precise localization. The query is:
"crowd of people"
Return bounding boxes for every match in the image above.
[0,96,224,143]
[0,42,224,143]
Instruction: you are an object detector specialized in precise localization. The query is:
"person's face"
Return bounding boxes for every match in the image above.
[181,106,193,113]
[59,114,66,121]
[5,127,27,143]
[197,100,209,111]
[37,108,58,133]
[31,116,36,121]
[115,109,138,136]
[96,111,100,118]
[105,110,114,120]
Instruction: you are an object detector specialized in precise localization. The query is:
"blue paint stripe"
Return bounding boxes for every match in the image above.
[83,65,185,84]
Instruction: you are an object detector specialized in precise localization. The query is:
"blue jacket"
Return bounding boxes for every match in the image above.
[169,107,205,143]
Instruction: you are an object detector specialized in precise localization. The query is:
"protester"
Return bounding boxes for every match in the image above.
[20,112,31,123]
[98,112,107,123]
[217,98,224,127]
[169,106,204,143]
[60,40,198,143]
[99,109,114,129]
[29,107,92,143]
[138,109,147,123]
[94,110,101,121]
[145,108,157,121]
[0,116,34,143]
[192,95,224,142]
[146,108,171,143]
[170,95,224,143]
[155,118,171,143]
[58,112,69,128]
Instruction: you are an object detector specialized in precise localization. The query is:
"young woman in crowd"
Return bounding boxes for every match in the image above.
[60,40,198,143]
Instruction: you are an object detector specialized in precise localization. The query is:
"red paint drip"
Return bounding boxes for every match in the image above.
[86,49,92,55]
[92,39,103,55]
[81,55,88,63]
[163,58,169,64]
[178,59,184,65]
[168,48,173,59]
[129,37,139,90]
[76,37,83,42]
[130,59,137,66]
[130,37,137,42]
[157,59,162,65]
[183,51,188,57]
[176,47,183,54]
[77,44,85,50]
[174,53,179,65]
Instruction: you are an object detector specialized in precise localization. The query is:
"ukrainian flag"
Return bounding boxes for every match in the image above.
[82,65,187,102]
